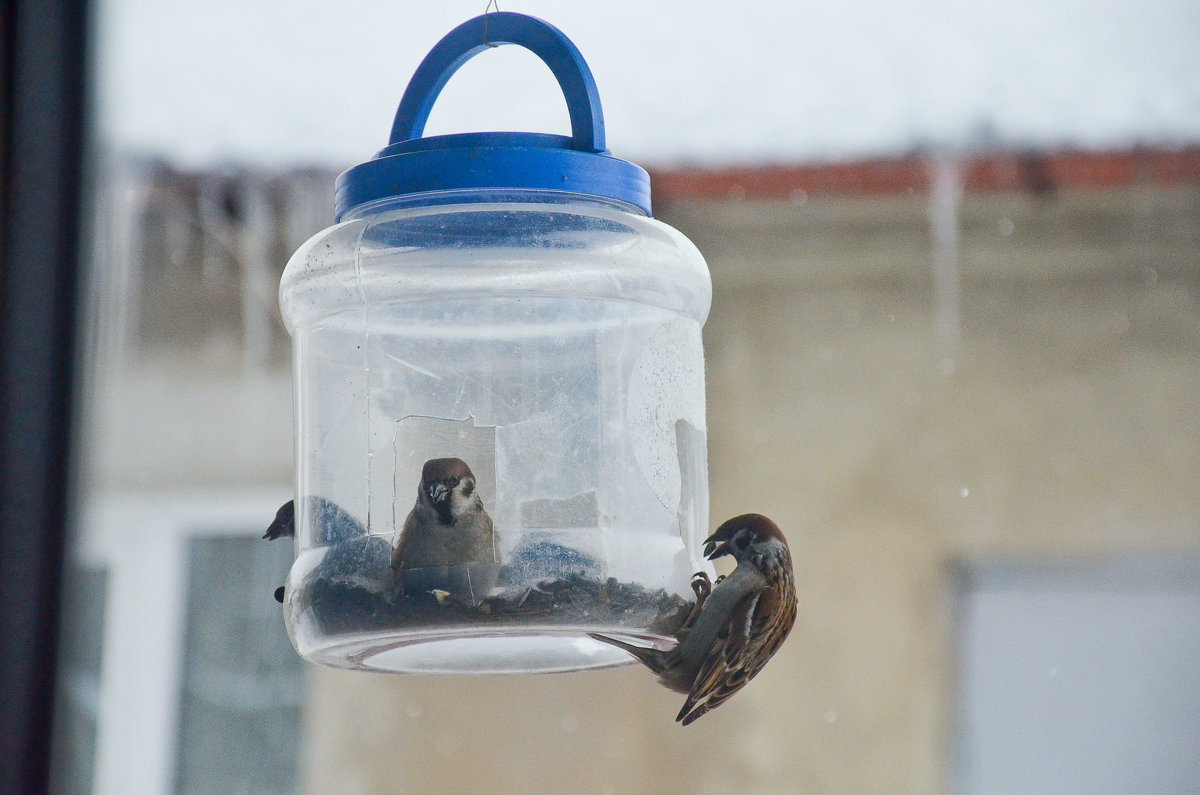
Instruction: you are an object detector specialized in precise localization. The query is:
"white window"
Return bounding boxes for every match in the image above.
[955,560,1200,795]
[56,490,301,795]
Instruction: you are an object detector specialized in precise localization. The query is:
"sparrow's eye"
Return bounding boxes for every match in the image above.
[735,530,752,550]
[449,476,461,486]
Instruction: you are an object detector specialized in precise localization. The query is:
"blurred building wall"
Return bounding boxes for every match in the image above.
[664,181,1200,793]
[80,153,1200,794]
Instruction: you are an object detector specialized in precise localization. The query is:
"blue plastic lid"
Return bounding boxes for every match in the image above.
[335,12,651,221]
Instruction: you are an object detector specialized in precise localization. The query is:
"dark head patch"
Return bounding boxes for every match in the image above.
[421,457,474,485]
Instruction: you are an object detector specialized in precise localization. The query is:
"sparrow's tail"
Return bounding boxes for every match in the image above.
[587,632,667,675]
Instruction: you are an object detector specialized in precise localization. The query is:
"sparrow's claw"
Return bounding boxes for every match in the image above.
[680,571,714,632]
[390,560,408,595]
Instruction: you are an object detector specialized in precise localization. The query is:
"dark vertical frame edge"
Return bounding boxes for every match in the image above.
[0,1,90,792]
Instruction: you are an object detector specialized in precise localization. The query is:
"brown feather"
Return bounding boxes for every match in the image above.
[590,514,798,726]
[677,571,797,726]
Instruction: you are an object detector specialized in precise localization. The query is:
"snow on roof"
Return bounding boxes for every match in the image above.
[95,0,1200,169]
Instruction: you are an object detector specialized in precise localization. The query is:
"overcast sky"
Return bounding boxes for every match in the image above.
[94,0,1200,169]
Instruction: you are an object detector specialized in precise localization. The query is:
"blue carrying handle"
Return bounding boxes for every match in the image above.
[335,12,649,219]
[389,12,607,153]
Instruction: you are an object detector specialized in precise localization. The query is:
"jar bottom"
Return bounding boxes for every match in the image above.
[299,628,667,674]
[362,633,627,674]
[296,634,662,677]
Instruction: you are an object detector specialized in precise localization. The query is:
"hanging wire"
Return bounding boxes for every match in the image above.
[482,0,501,48]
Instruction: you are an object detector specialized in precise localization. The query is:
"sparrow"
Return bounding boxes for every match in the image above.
[264,496,375,603]
[589,513,797,725]
[263,496,367,544]
[391,457,495,573]
[263,500,295,541]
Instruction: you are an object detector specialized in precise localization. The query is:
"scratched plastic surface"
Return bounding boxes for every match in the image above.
[278,192,713,673]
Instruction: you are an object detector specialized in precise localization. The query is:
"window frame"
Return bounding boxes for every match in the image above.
[0,2,90,792]
[73,488,291,794]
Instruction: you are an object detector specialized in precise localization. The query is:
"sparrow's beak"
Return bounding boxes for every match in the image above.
[428,482,449,503]
[703,532,731,560]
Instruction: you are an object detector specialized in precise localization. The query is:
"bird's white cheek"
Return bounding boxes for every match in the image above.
[448,491,472,517]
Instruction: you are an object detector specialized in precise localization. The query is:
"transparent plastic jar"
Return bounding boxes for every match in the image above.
[277,13,712,674]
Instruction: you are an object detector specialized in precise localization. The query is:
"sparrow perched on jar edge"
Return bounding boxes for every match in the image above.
[263,496,366,544]
[263,496,374,603]
[589,513,797,725]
